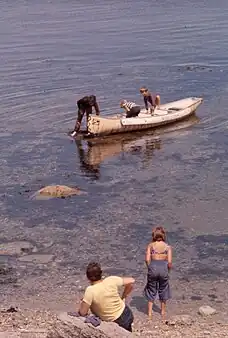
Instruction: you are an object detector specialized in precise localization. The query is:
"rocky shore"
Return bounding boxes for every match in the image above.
[0,306,228,338]
[1,239,228,337]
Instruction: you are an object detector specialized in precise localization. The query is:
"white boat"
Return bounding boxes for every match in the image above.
[86,97,203,136]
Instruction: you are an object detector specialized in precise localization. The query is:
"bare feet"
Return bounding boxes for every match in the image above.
[161,310,166,318]
[148,313,153,320]
[147,302,153,320]
[160,301,166,318]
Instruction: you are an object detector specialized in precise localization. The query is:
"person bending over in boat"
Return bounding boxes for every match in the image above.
[140,87,160,113]
[120,100,141,118]
[144,226,172,319]
[70,95,100,137]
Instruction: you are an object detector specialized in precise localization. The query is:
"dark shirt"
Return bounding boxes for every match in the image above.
[77,95,100,114]
[144,93,155,110]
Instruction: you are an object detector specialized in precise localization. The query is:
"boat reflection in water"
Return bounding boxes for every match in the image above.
[75,114,200,179]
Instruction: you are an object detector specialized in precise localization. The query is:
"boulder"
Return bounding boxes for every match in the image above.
[31,185,86,200]
[47,312,132,338]
[198,305,217,317]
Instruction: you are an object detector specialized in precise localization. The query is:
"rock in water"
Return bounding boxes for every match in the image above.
[198,305,217,316]
[0,241,36,256]
[0,264,17,285]
[18,254,54,264]
[47,312,132,338]
[31,185,86,200]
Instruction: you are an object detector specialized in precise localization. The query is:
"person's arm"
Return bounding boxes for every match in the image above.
[144,96,148,110]
[145,244,151,267]
[94,101,100,116]
[149,94,156,108]
[79,301,90,316]
[78,288,92,316]
[121,102,130,112]
[121,277,135,300]
[167,245,172,270]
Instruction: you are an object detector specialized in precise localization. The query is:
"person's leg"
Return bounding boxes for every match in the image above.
[127,106,140,118]
[158,264,170,317]
[134,106,141,116]
[155,95,160,106]
[126,109,133,118]
[147,301,153,319]
[114,305,134,332]
[160,300,166,317]
[126,106,140,118]
[144,266,158,318]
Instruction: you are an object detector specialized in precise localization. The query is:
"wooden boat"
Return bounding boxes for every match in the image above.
[87,97,203,136]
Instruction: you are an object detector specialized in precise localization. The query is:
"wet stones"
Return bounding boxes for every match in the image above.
[18,254,54,264]
[0,264,17,285]
[166,315,195,326]
[31,185,86,200]
[0,241,36,257]
[0,241,54,285]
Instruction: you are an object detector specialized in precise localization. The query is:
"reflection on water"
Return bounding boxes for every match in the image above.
[75,114,200,179]
[0,0,228,307]
[75,140,101,180]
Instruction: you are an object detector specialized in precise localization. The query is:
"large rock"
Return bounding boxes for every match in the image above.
[47,312,132,338]
[198,305,217,316]
[31,185,86,200]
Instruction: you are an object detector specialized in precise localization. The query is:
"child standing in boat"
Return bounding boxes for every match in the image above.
[140,87,160,113]
[144,226,172,318]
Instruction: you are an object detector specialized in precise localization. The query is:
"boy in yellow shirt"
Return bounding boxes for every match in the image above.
[78,262,135,332]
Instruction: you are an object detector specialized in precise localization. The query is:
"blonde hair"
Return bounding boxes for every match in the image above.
[152,226,166,242]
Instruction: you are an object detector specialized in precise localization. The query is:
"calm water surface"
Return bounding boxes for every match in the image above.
[0,0,228,300]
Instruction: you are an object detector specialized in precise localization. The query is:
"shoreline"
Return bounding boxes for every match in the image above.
[0,300,227,337]
[1,285,227,337]
[1,238,228,336]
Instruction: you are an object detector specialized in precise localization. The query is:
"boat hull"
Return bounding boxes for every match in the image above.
[87,97,203,136]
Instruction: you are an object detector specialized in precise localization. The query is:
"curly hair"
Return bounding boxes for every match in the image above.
[86,262,102,282]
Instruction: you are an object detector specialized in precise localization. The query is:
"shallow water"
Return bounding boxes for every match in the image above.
[0,0,228,302]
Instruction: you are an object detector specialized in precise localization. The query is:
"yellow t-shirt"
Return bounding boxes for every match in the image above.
[82,276,125,321]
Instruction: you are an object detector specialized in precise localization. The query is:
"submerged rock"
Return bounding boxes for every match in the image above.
[18,254,54,264]
[0,241,36,256]
[31,185,86,200]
